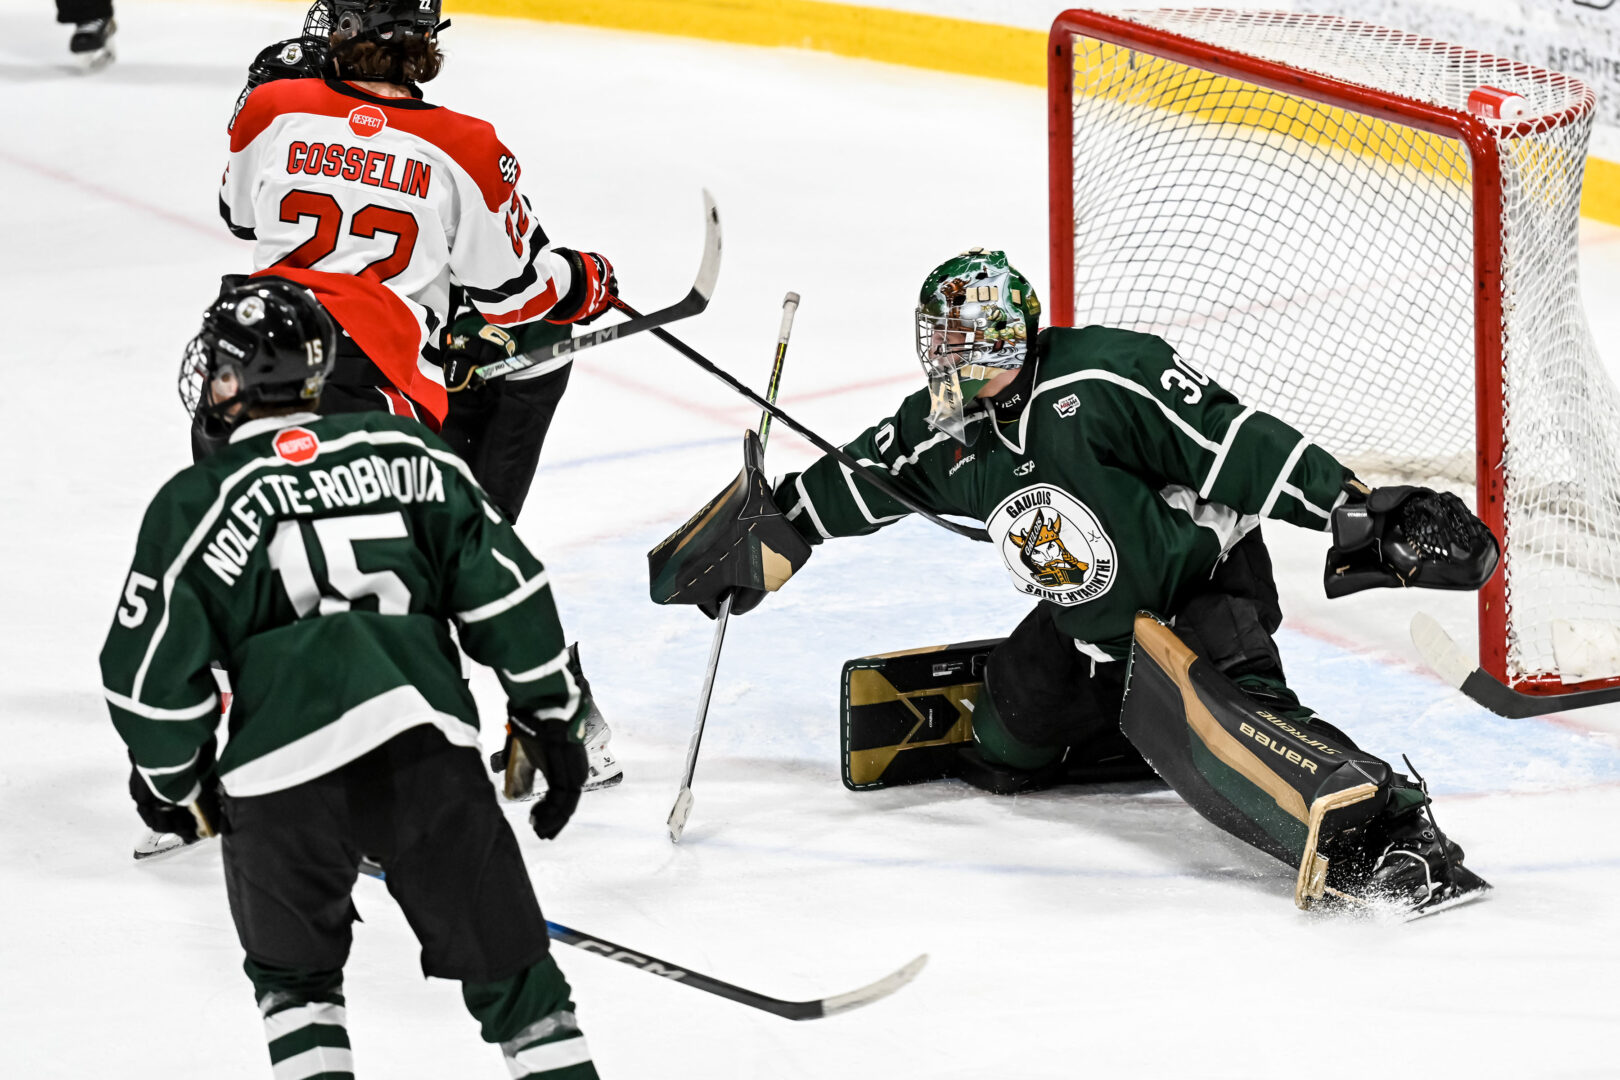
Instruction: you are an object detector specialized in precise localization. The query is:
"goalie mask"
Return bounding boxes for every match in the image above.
[916,248,1041,444]
[178,277,337,450]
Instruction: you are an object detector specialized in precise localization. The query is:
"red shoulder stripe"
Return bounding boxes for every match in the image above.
[228,81,517,211]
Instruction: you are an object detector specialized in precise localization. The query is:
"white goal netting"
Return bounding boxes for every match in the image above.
[1056,8,1620,685]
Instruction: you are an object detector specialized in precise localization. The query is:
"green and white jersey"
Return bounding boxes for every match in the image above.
[774,326,1353,658]
[101,411,583,804]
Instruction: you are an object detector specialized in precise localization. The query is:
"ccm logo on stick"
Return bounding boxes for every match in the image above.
[348,105,387,138]
[274,428,320,465]
[575,939,688,980]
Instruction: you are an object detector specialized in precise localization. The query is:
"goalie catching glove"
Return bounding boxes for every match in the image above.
[649,430,812,618]
[1324,483,1499,599]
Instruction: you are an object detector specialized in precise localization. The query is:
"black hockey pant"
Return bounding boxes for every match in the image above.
[220,726,597,1079]
[438,360,573,523]
[56,0,110,22]
[973,528,1350,770]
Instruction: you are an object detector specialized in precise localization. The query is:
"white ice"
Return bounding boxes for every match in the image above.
[2,2,1618,1076]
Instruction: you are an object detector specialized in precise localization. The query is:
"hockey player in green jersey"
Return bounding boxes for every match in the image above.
[657,249,1500,915]
[102,278,599,1078]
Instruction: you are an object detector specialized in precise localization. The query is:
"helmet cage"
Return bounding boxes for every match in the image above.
[177,280,336,431]
[310,0,447,44]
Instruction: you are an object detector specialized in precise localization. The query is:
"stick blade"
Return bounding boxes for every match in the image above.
[1410,612,1473,690]
[816,954,929,1019]
[693,188,723,302]
[667,786,695,843]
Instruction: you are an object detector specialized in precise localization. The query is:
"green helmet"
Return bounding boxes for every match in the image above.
[915,248,1041,443]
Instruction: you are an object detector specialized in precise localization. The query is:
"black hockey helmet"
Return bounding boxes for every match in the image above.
[178,277,337,443]
[304,0,449,44]
[245,36,332,93]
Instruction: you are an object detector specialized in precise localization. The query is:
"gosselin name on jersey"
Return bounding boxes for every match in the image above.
[284,139,432,199]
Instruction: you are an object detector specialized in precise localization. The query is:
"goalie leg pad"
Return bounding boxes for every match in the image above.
[1121,613,1394,907]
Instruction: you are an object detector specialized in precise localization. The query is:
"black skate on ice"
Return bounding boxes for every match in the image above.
[1365,812,1491,916]
[70,18,116,69]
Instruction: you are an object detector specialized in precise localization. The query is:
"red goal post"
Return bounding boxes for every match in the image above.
[1047,8,1620,699]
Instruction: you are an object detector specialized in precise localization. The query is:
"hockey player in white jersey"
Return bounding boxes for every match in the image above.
[214,0,622,793]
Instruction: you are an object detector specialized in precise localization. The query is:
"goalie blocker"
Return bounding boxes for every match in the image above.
[648,430,812,617]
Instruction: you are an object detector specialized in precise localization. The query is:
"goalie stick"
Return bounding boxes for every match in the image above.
[608,296,991,543]
[1410,612,1620,718]
[668,292,799,843]
[545,920,926,1020]
[471,189,723,383]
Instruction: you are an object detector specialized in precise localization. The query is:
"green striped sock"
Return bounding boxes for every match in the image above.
[501,1010,597,1079]
[261,997,353,1080]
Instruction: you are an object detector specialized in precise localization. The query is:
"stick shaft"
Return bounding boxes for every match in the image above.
[669,293,800,842]
[607,296,989,543]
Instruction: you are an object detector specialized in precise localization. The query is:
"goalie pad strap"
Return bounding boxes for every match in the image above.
[1121,613,1391,900]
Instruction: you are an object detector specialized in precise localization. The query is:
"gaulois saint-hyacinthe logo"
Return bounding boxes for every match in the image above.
[990,485,1116,605]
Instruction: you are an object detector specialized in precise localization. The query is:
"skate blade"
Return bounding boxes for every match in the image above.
[583,771,624,792]
[73,47,115,72]
[132,831,192,862]
[1405,880,1493,922]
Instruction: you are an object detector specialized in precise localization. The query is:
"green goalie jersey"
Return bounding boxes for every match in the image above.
[774,325,1354,658]
[101,411,584,805]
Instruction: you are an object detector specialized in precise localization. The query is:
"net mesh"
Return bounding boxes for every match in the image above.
[1058,9,1620,683]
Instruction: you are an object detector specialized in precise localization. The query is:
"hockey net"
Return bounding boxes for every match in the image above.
[1049,8,1620,694]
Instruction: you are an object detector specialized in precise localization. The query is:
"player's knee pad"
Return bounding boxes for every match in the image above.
[1121,613,1395,908]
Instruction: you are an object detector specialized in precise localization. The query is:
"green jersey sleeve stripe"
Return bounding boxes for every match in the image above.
[1280,481,1332,521]
[457,570,551,624]
[1199,405,1257,500]
[839,463,908,525]
[134,768,201,805]
[1258,437,1311,519]
[792,475,833,539]
[504,647,571,683]
[104,686,218,721]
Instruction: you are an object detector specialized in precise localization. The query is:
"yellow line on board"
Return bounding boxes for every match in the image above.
[452,0,1047,86]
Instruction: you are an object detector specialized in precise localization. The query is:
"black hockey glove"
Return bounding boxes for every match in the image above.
[1324,483,1500,598]
[127,757,223,843]
[441,316,517,392]
[508,707,589,841]
[648,431,813,619]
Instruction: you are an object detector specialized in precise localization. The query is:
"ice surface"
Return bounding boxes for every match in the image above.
[1,2,1618,1076]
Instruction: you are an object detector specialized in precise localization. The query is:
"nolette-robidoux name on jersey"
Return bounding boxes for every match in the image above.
[201,432,447,588]
[990,485,1117,605]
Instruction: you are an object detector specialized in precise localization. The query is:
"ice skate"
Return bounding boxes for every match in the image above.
[69,17,116,70]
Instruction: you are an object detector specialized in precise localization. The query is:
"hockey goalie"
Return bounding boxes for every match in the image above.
[657,249,1500,915]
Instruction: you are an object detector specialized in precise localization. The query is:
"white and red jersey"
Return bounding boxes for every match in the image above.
[220,78,576,420]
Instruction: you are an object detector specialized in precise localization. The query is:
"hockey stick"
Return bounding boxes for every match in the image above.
[472,189,723,383]
[668,292,799,843]
[609,297,991,543]
[545,920,926,1020]
[1410,612,1620,718]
